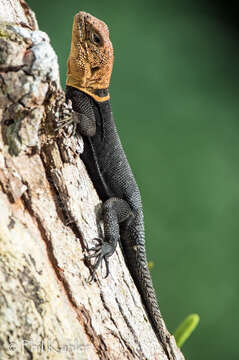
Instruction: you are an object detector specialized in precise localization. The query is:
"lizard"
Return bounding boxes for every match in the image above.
[59,11,177,360]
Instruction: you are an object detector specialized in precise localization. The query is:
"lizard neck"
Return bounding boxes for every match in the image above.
[66,73,110,102]
[96,97,112,114]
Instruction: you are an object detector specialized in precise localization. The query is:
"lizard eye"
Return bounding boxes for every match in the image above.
[91,32,101,45]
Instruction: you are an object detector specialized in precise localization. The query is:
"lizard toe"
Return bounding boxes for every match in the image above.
[86,241,115,282]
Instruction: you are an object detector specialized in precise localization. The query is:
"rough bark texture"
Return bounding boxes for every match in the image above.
[0,1,185,359]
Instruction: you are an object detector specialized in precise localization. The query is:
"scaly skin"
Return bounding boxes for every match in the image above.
[62,11,177,360]
[66,11,113,102]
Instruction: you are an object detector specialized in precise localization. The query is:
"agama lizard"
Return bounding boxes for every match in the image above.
[60,11,177,360]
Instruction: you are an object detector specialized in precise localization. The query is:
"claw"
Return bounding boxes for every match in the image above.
[93,237,103,244]
[85,239,114,282]
[56,117,73,129]
[56,115,77,137]
[88,253,103,282]
[87,245,101,253]
[103,257,110,278]
[85,249,101,259]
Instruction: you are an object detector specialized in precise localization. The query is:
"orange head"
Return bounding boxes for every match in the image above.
[66,11,114,101]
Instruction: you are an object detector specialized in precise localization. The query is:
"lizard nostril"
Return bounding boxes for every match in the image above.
[91,66,100,74]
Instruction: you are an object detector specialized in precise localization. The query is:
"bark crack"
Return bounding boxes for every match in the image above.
[115,298,146,360]
[21,191,79,310]
[0,64,25,72]
[100,290,138,360]
[77,304,112,360]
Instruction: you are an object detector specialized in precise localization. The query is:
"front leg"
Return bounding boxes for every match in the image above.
[57,111,96,137]
[86,197,132,281]
[60,86,97,137]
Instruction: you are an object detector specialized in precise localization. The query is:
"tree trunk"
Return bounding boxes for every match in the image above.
[0,1,184,359]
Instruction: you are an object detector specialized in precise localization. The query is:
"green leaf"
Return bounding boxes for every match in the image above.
[174,313,200,348]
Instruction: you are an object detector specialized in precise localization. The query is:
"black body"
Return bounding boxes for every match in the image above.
[65,85,171,356]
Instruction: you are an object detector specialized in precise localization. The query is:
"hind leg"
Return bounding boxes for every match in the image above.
[86,197,132,281]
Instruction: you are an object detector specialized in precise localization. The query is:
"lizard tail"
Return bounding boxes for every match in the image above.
[121,218,174,359]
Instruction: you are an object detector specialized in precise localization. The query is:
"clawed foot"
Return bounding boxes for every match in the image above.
[85,237,115,282]
[56,113,79,137]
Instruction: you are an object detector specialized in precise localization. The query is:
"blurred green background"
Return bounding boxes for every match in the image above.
[28,1,239,358]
